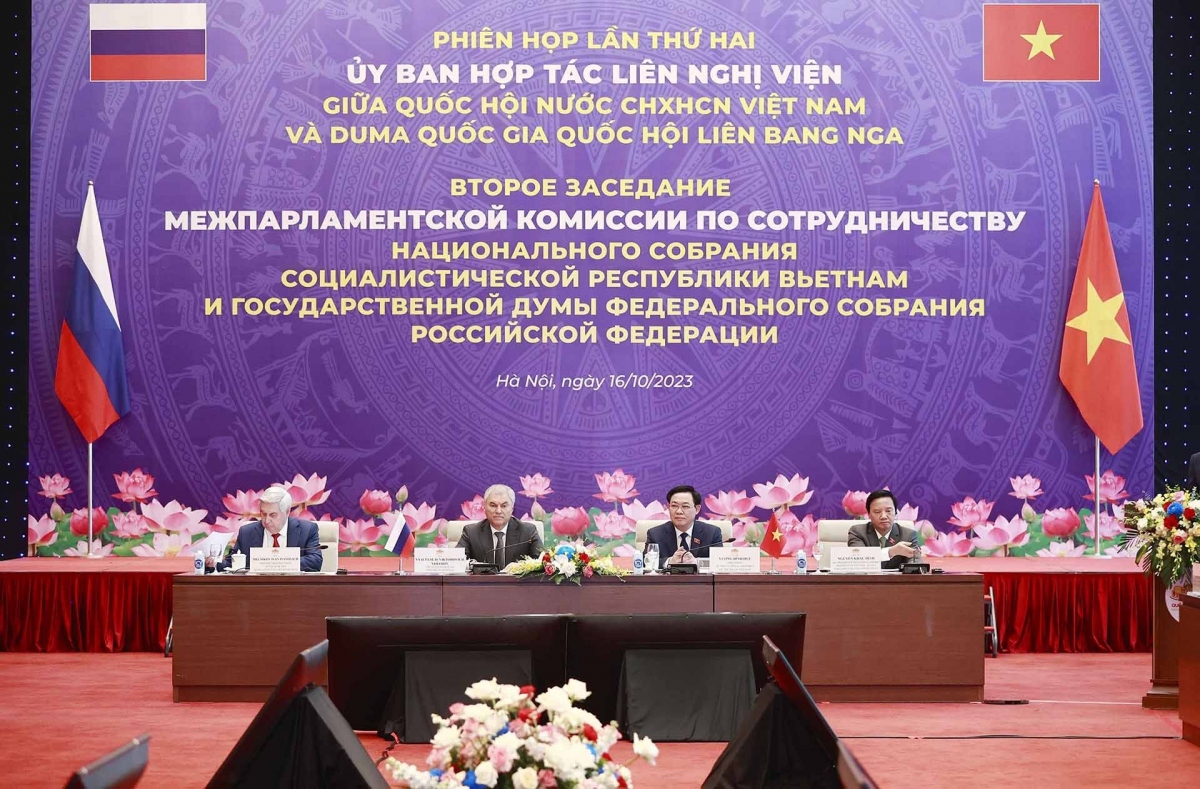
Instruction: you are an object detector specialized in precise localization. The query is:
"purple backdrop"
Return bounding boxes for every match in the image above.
[28,0,1154,555]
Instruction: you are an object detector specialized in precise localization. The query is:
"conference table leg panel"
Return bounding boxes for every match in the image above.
[714,575,985,702]
[441,575,713,615]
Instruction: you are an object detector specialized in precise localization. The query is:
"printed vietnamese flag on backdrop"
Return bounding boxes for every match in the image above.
[760,511,787,559]
[983,3,1100,81]
[1058,183,1143,454]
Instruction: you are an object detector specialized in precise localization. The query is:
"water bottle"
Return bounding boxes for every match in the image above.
[633,552,644,575]
[795,552,808,574]
[193,552,205,575]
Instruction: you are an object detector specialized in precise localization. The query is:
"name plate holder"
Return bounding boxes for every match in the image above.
[414,546,470,575]
[248,547,302,574]
[827,546,885,574]
[708,546,760,574]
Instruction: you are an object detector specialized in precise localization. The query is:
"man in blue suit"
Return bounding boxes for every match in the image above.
[207,485,322,572]
[644,485,725,569]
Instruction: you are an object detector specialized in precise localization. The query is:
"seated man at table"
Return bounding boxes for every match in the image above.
[846,489,916,570]
[207,485,322,572]
[456,484,545,568]
[644,485,725,569]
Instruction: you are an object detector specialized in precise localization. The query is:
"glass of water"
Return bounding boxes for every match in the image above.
[644,544,660,574]
[812,541,823,570]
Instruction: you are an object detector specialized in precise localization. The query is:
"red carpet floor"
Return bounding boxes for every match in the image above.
[0,653,1195,787]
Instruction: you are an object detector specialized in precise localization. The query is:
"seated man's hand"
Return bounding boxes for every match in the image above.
[666,548,696,565]
[204,554,217,568]
[888,543,916,559]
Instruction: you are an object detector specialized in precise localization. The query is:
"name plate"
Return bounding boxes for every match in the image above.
[827,546,884,574]
[248,546,301,573]
[414,546,469,575]
[708,546,760,574]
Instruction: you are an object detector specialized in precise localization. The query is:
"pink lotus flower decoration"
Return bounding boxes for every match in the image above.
[971,515,1030,552]
[212,515,250,534]
[1083,508,1124,542]
[593,469,639,504]
[622,499,668,522]
[731,518,762,548]
[704,490,754,520]
[279,473,331,509]
[131,532,196,558]
[551,506,590,537]
[461,495,486,521]
[922,531,974,557]
[1041,507,1081,538]
[65,539,112,558]
[897,503,920,522]
[110,512,150,539]
[1037,540,1087,558]
[403,502,440,534]
[339,518,385,552]
[112,469,158,504]
[1083,471,1129,504]
[592,510,635,540]
[359,489,392,517]
[141,499,210,537]
[948,497,994,531]
[69,507,108,537]
[779,511,818,556]
[841,490,868,517]
[1008,474,1044,500]
[222,489,262,518]
[38,474,72,500]
[27,514,57,550]
[519,473,554,500]
[753,474,814,511]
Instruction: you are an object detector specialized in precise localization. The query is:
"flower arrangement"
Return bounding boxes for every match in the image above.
[506,543,627,585]
[1121,490,1200,584]
[384,679,657,789]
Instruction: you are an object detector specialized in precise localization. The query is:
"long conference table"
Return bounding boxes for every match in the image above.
[172,567,984,704]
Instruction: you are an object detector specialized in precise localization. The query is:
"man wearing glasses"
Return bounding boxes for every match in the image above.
[644,485,725,569]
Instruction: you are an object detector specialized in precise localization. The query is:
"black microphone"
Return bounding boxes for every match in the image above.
[465,535,543,573]
[657,532,735,573]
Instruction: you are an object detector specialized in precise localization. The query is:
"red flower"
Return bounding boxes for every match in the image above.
[518,705,539,723]
[542,551,552,562]
[1185,508,1196,521]
[1165,515,1179,529]
[520,684,536,697]
[579,552,590,563]
[582,724,598,742]
[618,776,628,789]
[1174,533,1185,544]
[544,563,555,575]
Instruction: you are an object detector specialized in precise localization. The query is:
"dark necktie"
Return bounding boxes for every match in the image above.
[494,531,505,565]
[272,533,280,548]
[680,532,689,552]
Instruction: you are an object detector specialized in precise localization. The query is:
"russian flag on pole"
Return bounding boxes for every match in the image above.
[90,3,207,82]
[55,183,130,444]
[385,518,414,557]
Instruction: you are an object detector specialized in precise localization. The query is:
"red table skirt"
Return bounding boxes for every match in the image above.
[984,571,1152,653]
[0,572,172,652]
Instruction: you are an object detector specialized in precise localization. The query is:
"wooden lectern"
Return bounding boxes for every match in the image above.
[1180,593,1200,744]
[1143,576,1181,710]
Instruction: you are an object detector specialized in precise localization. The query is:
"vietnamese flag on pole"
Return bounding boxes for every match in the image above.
[1058,182,1143,454]
[760,511,787,559]
[983,4,1101,81]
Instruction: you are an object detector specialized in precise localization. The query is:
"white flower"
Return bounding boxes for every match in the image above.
[495,683,525,708]
[595,724,621,753]
[433,726,462,749]
[537,686,574,715]
[460,703,495,722]
[473,760,498,788]
[544,740,596,781]
[554,556,577,577]
[564,679,591,700]
[633,732,659,764]
[556,706,602,733]
[512,767,539,789]
[465,678,501,701]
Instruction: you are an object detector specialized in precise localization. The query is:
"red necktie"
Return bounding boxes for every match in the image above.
[272,533,280,548]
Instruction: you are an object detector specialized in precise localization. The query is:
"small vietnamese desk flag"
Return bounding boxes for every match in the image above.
[1059,183,1143,454]
[386,517,414,557]
[983,3,1100,81]
[760,511,787,558]
[55,183,131,444]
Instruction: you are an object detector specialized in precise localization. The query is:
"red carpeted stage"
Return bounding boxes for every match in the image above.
[0,556,1152,654]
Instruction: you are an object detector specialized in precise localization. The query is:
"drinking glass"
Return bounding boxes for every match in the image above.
[644,544,660,574]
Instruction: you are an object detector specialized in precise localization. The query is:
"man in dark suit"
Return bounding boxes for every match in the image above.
[207,485,322,572]
[456,484,545,567]
[644,485,725,569]
[1188,451,1200,493]
[847,489,917,570]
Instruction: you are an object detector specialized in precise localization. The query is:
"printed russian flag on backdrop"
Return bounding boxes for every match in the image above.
[90,3,207,81]
[54,183,130,444]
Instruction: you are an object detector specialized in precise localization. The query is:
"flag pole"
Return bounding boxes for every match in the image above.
[1091,435,1110,558]
[87,441,101,558]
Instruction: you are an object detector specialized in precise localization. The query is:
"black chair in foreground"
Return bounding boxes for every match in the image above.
[65,734,149,789]
[208,639,387,789]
